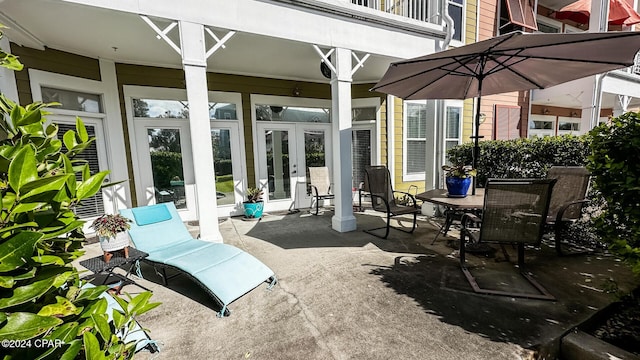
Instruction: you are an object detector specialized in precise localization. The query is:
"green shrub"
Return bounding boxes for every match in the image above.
[150,151,183,189]
[0,28,158,359]
[588,111,640,274]
[446,135,590,186]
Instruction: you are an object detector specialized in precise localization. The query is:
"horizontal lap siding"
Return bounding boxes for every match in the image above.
[10,44,100,105]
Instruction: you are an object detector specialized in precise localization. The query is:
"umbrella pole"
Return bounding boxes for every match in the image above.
[472,88,483,196]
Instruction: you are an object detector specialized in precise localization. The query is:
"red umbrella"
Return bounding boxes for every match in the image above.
[556,0,640,26]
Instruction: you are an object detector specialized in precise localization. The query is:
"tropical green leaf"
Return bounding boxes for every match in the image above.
[15,108,42,127]
[0,267,72,309]
[19,175,71,203]
[11,202,47,214]
[82,331,106,360]
[0,312,63,340]
[38,296,80,318]
[0,275,14,288]
[58,339,82,360]
[76,171,108,200]
[8,146,38,193]
[90,313,110,343]
[76,117,89,143]
[0,221,39,236]
[0,52,23,71]
[0,231,42,272]
[31,255,64,266]
[62,130,78,154]
[75,286,109,303]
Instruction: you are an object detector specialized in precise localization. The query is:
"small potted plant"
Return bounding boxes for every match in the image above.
[442,164,477,198]
[242,187,264,219]
[90,213,132,263]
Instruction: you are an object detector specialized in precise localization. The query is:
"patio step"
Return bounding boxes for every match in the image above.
[560,330,639,360]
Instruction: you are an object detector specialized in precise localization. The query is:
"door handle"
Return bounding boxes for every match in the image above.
[292,171,297,174]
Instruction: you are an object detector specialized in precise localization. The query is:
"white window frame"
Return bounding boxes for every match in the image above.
[557,116,582,135]
[448,0,466,46]
[28,66,129,219]
[535,16,562,33]
[443,100,463,166]
[403,100,434,182]
[528,114,556,138]
[123,85,246,218]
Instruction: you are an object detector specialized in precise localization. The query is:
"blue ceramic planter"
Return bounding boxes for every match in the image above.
[446,177,472,198]
[243,201,264,218]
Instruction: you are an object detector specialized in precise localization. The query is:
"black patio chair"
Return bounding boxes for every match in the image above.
[545,166,592,256]
[308,167,335,215]
[364,166,420,239]
[459,178,557,300]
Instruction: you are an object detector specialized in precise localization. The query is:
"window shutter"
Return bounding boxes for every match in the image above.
[506,0,538,31]
[494,105,521,140]
[58,123,105,219]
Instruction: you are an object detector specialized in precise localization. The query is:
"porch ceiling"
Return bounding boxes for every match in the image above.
[0,0,394,83]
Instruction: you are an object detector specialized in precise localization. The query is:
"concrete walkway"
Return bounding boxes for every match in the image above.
[76,210,639,360]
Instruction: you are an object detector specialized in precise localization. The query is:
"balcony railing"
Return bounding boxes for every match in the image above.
[631,51,640,75]
[350,0,440,24]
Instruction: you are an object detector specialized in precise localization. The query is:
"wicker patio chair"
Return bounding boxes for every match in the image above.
[545,166,592,256]
[459,178,557,300]
[308,167,335,215]
[364,166,419,239]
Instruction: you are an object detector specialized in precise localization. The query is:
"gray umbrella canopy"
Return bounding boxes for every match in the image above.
[372,31,640,193]
[373,31,640,100]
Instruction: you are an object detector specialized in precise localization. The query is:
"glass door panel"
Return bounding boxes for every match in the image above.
[352,128,372,189]
[147,128,186,209]
[266,129,291,201]
[303,129,326,193]
[211,128,234,206]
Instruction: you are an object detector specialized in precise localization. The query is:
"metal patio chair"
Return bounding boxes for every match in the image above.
[459,178,557,300]
[308,167,335,215]
[364,166,419,239]
[545,166,593,256]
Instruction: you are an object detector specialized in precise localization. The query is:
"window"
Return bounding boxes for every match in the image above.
[404,101,435,179]
[499,0,537,34]
[536,16,562,33]
[557,117,581,135]
[448,0,464,42]
[528,115,555,138]
[41,87,103,113]
[133,99,238,120]
[444,103,463,157]
[255,104,330,123]
[494,105,521,139]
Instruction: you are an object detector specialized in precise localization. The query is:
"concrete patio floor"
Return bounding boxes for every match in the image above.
[76,209,639,360]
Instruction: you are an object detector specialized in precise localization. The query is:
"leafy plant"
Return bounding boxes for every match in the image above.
[245,187,263,203]
[0,27,159,359]
[90,214,132,238]
[588,111,640,274]
[446,135,589,186]
[442,164,477,178]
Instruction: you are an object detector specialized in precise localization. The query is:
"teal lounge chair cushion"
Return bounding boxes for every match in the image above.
[131,204,172,225]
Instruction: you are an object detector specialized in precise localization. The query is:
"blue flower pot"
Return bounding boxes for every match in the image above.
[243,201,264,218]
[446,177,472,198]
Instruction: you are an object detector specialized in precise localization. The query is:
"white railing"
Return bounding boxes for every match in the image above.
[631,51,640,76]
[350,0,440,24]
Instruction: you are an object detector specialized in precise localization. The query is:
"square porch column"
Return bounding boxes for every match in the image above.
[331,47,357,232]
[179,21,222,242]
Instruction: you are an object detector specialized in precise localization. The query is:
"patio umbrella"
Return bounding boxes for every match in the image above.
[555,0,640,26]
[371,31,640,194]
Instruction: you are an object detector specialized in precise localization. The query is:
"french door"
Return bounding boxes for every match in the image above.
[133,119,197,220]
[133,119,246,220]
[256,123,332,211]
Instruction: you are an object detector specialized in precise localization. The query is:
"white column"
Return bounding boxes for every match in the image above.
[179,21,222,242]
[331,48,357,232]
[589,0,608,32]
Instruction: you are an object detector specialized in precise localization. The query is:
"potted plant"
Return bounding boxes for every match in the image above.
[90,213,132,263]
[243,187,264,219]
[442,164,477,198]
